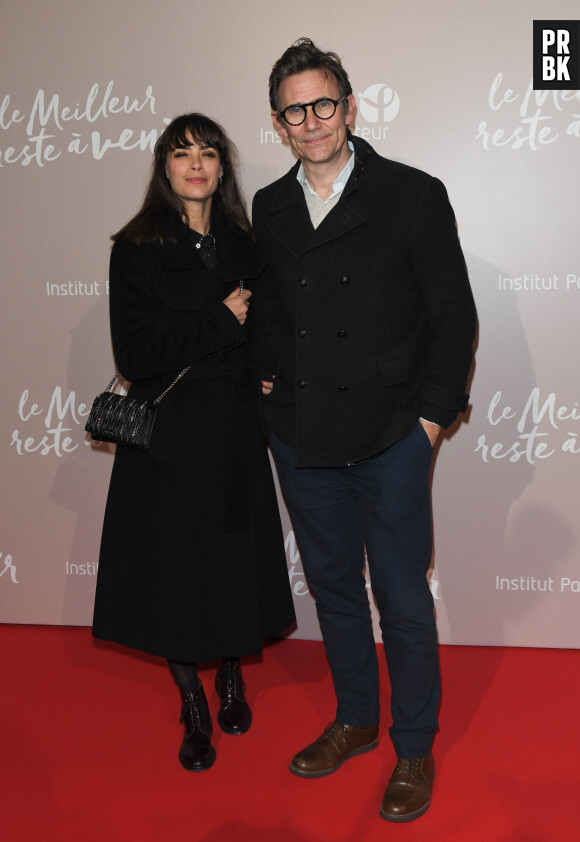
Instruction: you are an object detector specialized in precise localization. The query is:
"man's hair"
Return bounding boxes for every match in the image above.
[269,38,353,113]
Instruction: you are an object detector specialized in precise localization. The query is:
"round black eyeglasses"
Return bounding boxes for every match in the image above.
[278,95,347,126]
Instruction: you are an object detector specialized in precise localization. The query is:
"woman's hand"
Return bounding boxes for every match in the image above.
[223,287,252,324]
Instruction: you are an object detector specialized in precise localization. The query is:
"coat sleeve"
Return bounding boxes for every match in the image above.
[251,191,283,381]
[109,238,246,382]
[411,177,477,427]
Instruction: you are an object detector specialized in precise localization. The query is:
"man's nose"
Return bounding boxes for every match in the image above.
[304,104,322,130]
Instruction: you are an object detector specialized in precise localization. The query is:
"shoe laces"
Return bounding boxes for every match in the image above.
[180,691,203,734]
[394,757,423,781]
[322,720,348,738]
[220,661,245,700]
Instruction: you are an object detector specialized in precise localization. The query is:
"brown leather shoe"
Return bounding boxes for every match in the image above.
[289,720,379,778]
[380,754,435,822]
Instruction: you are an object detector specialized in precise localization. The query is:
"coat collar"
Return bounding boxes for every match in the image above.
[151,207,264,282]
[265,133,375,256]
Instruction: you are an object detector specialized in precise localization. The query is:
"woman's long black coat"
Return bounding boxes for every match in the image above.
[92,212,295,662]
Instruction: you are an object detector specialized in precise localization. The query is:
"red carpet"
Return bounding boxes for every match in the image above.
[1,625,578,841]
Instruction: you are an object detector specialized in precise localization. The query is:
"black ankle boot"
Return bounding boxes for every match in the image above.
[215,658,252,735]
[178,681,216,771]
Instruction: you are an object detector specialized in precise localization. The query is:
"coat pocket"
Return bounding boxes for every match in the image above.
[377,352,422,386]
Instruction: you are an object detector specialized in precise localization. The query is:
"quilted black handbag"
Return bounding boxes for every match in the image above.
[85,367,191,451]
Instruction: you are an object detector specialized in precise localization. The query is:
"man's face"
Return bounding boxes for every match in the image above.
[272,69,355,169]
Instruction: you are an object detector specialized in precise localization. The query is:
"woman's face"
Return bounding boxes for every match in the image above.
[165,133,223,210]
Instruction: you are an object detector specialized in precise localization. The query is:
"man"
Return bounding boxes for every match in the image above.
[252,39,476,823]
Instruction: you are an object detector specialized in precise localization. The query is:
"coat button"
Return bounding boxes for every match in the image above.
[298,278,307,287]
[340,276,350,285]
[337,384,348,391]
[337,330,348,338]
[297,380,307,389]
[297,328,306,338]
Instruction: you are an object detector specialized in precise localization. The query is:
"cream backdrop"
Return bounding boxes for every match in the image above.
[1,1,579,648]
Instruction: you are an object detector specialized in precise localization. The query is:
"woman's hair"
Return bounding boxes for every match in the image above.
[113,113,251,243]
[269,37,353,114]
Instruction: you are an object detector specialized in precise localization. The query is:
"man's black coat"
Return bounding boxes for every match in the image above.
[252,134,477,467]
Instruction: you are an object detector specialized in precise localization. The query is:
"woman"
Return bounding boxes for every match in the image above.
[92,113,296,771]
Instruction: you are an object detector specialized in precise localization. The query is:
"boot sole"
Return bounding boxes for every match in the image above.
[217,710,252,735]
[178,746,216,771]
[289,738,379,778]
[380,798,431,822]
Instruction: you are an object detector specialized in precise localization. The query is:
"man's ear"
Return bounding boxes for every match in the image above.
[345,94,356,128]
[272,111,288,138]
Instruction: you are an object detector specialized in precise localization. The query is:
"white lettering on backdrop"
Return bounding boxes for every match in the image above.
[476,73,580,150]
[475,388,580,463]
[0,552,19,585]
[284,531,309,596]
[0,82,170,166]
[10,387,91,457]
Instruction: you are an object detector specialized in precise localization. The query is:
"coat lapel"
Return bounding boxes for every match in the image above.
[265,158,367,257]
[266,169,317,256]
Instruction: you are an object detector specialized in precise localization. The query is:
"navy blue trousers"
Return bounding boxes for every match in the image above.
[270,422,440,758]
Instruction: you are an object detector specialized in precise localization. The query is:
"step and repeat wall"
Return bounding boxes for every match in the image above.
[1,1,579,647]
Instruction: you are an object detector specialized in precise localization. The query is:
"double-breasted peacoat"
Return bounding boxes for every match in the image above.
[252,134,477,467]
[92,209,296,662]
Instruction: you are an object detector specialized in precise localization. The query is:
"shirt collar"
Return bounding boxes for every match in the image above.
[296,141,355,202]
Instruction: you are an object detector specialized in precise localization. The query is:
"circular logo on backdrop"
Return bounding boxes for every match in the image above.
[358,84,400,123]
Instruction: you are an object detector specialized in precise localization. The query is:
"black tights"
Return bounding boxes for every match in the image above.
[167,657,240,692]
[167,660,199,692]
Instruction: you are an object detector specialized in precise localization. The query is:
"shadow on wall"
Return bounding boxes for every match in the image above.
[50,291,117,626]
[431,252,573,648]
